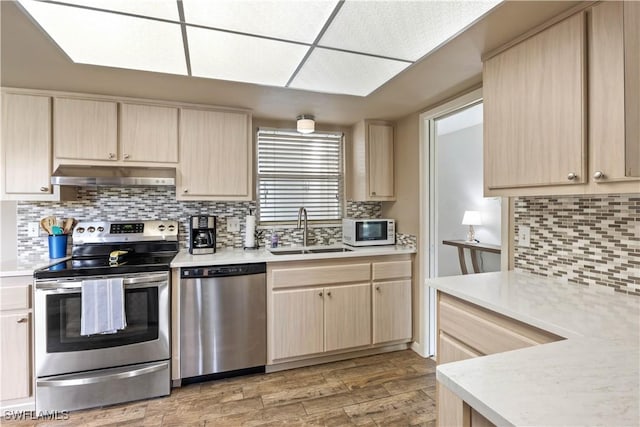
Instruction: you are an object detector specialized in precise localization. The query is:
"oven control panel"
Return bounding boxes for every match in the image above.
[73,220,179,244]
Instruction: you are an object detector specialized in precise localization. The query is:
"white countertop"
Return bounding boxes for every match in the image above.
[171,244,416,268]
[427,271,640,426]
[0,255,70,278]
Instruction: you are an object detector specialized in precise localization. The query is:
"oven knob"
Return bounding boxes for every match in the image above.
[97,226,104,232]
[88,226,96,233]
[158,224,166,231]
[168,225,175,231]
[76,227,85,233]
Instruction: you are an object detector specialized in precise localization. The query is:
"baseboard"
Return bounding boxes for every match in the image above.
[266,342,411,373]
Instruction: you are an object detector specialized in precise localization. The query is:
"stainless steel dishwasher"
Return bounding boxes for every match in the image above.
[180,263,266,380]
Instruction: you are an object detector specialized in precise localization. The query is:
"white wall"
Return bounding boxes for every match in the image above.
[0,201,17,262]
[435,117,501,277]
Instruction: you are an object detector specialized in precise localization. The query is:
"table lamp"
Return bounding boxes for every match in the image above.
[462,210,481,242]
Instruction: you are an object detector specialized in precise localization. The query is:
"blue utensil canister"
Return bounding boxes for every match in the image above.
[48,234,68,259]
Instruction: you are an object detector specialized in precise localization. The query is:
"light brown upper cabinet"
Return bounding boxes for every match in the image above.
[484,4,640,196]
[348,120,395,201]
[590,1,640,182]
[178,107,252,201]
[54,97,118,162]
[483,12,587,193]
[119,103,178,164]
[54,98,179,166]
[1,92,53,198]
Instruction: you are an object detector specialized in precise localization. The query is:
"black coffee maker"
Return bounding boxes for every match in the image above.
[189,215,216,255]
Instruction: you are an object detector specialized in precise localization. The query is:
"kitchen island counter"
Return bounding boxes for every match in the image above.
[171,245,416,268]
[428,271,639,426]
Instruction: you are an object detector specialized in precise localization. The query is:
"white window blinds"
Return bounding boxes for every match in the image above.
[257,128,344,222]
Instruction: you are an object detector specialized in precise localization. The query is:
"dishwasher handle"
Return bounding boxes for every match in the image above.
[180,262,266,279]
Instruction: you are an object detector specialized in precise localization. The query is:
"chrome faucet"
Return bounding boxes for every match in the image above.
[297,207,308,247]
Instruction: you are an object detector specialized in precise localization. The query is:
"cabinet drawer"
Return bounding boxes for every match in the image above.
[0,285,31,310]
[271,263,370,289]
[439,294,560,355]
[372,260,411,281]
[438,331,482,365]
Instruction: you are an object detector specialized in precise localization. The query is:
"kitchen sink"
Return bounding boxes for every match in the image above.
[268,246,353,255]
[308,247,353,253]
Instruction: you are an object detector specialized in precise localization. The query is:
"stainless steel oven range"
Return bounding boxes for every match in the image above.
[33,220,178,412]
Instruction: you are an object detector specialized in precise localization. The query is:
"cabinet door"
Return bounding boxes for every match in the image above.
[179,108,251,200]
[484,13,586,190]
[0,312,30,401]
[1,93,52,195]
[324,284,371,352]
[437,332,480,427]
[54,97,118,161]
[120,103,178,163]
[624,1,640,177]
[368,123,394,199]
[372,280,411,344]
[590,1,640,182]
[271,288,324,360]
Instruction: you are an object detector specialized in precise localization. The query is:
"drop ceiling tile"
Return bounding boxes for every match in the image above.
[182,0,338,43]
[289,48,410,97]
[37,0,180,21]
[188,27,310,87]
[320,0,501,61]
[18,0,187,75]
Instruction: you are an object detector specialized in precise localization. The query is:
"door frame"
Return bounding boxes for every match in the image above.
[415,88,511,357]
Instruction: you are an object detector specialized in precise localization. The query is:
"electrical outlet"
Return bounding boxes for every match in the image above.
[27,222,40,237]
[518,225,531,247]
[227,217,240,232]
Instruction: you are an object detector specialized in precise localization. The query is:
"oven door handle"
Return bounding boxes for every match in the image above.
[35,273,168,290]
[36,362,167,387]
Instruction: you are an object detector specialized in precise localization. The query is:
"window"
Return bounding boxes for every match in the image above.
[257,128,343,223]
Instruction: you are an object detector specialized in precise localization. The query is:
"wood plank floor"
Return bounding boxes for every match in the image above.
[7,350,437,426]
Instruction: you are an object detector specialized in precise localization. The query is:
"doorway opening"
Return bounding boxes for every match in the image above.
[418,89,503,357]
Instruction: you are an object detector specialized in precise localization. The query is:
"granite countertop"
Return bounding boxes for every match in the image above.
[427,271,640,426]
[171,244,416,267]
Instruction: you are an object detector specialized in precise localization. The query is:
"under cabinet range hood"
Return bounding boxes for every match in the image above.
[51,165,176,187]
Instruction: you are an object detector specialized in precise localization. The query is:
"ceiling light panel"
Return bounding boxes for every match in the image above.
[320,0,501,61]
[188,27,310,87]
[38,0,180,21]
[18,0,187,75]
[182,0,339,43]
[289,48,410,97]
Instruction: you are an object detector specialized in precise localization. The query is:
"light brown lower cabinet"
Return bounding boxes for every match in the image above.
[436,292,562,427]
[0,278,33,408]
[267,255,413,365]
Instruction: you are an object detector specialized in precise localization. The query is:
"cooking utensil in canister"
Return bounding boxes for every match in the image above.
[40,216,56,235]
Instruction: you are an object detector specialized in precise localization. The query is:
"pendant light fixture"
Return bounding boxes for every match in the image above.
[296,115,315,134]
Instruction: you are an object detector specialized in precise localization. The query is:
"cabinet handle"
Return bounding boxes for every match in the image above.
[123,154,130,159]
[108,153,116,160]
[372,191,377,196]
[40,186,48,192]
[567,172,577,181]
[183,189,188,194]
[318,292,323,297]
[16,317,28,324]
[376,286,380,292]
[327,291,332,297]
[593,171,605,180]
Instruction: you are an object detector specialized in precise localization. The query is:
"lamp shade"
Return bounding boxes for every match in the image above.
[461,210,482,226]
[297,115,315,134]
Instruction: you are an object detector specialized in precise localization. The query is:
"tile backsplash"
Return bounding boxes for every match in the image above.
[16,187,384,258]
[513,194,639,296]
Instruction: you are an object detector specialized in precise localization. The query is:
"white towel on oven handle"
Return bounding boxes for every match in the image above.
[80,278,127,335]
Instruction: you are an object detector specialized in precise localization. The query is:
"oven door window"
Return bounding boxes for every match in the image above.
[46,287,159,352]
[356,221,387,241]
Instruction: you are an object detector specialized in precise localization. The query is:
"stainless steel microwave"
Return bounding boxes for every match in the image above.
[342,218,395,246]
